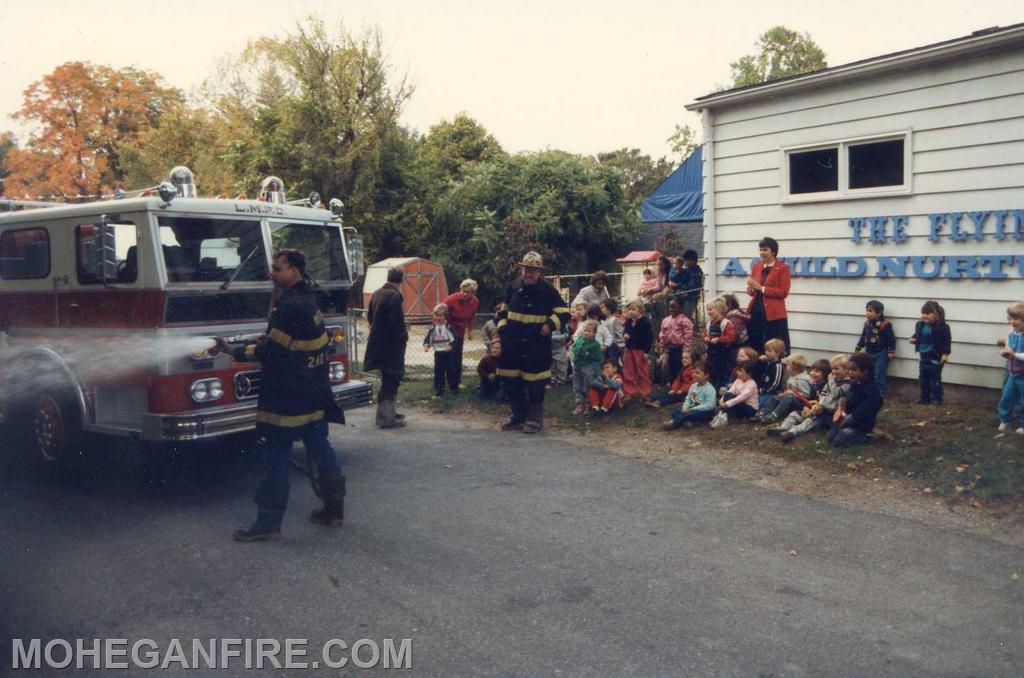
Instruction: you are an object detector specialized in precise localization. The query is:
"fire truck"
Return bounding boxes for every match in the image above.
[0,167,372,465]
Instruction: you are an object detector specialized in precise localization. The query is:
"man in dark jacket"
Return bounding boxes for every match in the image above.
[497,251,571,434]
[218,249,346,542]
[364,267,408,428]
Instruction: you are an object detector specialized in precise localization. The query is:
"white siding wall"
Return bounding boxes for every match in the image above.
[705,47,1024,389]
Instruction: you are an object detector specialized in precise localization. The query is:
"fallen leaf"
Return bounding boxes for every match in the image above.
[955,485,965,493]
[923,487,933,494]
[1012,572,1020,582]
[955,464,968,473]
[788,548,799,556]
[969,499,983,508]
[911,421,927,427]
[846,463,859,471]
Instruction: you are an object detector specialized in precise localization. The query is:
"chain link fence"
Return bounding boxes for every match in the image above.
[348,308,497,381]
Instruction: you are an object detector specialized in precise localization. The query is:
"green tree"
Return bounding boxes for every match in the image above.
[596,148,673,207]
[666,123,699,163]
[730,26,827,88]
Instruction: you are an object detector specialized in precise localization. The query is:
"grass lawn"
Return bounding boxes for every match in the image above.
[392,376,1024,506]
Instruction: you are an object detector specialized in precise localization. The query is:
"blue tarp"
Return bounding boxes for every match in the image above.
[641,145,703,223]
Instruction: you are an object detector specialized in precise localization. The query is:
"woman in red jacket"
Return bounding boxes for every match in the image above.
[746,237,791,354]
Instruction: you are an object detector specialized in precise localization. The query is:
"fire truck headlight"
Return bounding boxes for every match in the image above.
[190,378,224,403]
[330,362,345,383]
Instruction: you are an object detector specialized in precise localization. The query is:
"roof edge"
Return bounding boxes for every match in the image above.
[686,23,1024,111]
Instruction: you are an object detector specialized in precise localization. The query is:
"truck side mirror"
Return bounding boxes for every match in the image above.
[344,230,364,279]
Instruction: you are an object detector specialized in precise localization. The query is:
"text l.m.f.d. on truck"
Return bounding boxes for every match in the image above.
[0,167,372,465]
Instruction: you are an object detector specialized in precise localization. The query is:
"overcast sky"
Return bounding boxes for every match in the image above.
[1,0,1022,162]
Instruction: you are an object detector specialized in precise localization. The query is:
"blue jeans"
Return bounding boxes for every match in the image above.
[919,360,944,404]
[827,422,870,448]
[255,420,339,516]
[669,407,715,428]
[998,373,1024,426]
[870,351,890,397]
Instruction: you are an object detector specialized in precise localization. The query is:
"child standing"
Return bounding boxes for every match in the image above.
[550,323,570,386]
[828,352,883,448]
[910,300,951,405]
[571,319,604,415]
[658,298,694,385]
[622,300,654,401]
[716,364,759,425]
[600,298,626,366]
[677,249,705,320]
[476,341,507,401]
[588,360,624,415]
[997,302,1024,435]
[424,303,459,397]
[574,304,613,352]
[855,299,896,397]
[722,294,750,348]
[663,361,717,430]
[644,350,698,409]
[705,297,737,389]
[482,303,503,350]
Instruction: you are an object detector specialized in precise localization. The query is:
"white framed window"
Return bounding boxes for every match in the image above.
[781,131,912,203]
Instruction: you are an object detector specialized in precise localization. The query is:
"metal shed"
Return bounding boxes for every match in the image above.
[362,257,449,322]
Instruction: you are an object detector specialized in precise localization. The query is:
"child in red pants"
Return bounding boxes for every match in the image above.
[588,360,624,415]
[622,300,653,401]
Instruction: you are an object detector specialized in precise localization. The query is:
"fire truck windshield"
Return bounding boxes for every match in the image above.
[158,216,268,284]
[269,221,349,284]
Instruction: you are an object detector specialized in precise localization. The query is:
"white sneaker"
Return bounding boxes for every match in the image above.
[998,422,1009,432]
[1016,427,1024,435]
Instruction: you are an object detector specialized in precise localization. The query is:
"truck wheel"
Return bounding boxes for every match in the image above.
[27,388,83,465]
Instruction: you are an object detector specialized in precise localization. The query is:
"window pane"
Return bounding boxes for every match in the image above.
[157,217,267,284]
[789,148,838,194]
[849,139,904,189]
[0,228,50,279]
[76,223,138,284]
[269,222,349,282]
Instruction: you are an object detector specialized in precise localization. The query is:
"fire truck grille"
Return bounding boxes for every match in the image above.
[233,370,262,401]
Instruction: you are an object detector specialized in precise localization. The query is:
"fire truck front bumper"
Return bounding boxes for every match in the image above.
[141,380,374,442]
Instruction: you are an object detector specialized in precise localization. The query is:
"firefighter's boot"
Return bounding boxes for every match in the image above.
[311,473,345,527]
[378,400,406,429]
[375,399,387,427]
[232,510,283,542]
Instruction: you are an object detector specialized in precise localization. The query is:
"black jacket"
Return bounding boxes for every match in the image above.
[843,378,883,433]
[856,318,896,355]
[624,316,653,352]
[496,278,571,382]
[757,358,786,395]
[364,284,408,373]
[233,280,340,431]
[912,320,952,361]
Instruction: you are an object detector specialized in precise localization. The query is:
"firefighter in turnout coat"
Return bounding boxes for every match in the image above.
[497,252,571,434]
[218,249,346,542]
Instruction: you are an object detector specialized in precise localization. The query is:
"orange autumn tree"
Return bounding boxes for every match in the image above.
[4,62,181,199]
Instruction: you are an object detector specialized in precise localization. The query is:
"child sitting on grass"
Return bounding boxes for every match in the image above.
[622,299,654,402]
[767,359,830,440]
[588,360,624,415]
[475,341,507,402]
[663,361,717,430]
[828,352,883,448]
[755,354,813,424]
[997,302,1024,435]
[571,319,604,415]
[644,350,699,409]
[755,338,787,410]
[715,364,759,426]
